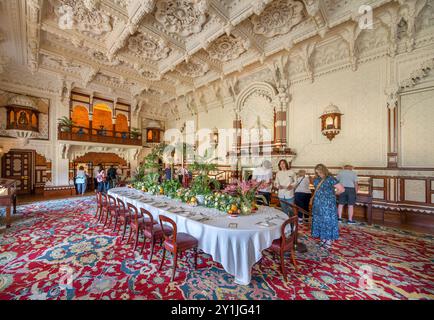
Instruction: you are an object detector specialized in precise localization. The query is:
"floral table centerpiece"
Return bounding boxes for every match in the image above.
[223,180,265,215]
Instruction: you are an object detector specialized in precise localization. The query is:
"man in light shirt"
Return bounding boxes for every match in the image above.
[337,164,358,224]
[252,160,273,206]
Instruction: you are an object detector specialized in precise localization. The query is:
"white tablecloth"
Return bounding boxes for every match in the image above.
[108,187,287,285]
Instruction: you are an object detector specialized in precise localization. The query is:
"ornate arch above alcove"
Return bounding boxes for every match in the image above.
[235,82,278,114]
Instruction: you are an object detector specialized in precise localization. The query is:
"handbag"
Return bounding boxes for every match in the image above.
[309,178,326,211]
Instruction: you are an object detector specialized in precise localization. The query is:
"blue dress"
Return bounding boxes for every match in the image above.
[311,176,339,240]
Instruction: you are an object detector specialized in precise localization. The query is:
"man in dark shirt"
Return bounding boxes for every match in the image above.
[107,165,117,189]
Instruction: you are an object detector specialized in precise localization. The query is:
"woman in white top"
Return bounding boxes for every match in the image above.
[294,169,312,222]
[274,159,296,216]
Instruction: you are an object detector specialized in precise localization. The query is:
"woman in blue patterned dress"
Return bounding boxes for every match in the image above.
[311,164,345,250]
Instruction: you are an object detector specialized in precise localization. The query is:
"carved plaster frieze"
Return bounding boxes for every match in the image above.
[154,0,208,37]
[251,0,306,38]
[134,64,162,81]
[54,0,112,36]
[206,34,248,62]
[177,59,209,78]
[127,32,171,61]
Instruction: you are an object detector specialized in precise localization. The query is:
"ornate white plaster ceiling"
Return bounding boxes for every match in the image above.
[0,0,426,119]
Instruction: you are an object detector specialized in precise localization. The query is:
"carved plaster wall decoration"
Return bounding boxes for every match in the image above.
[127,32,171,61]
[177,59,209,78]
[154,0,208,37]
[206,34,248,62]
[54,0,112,36]
[251,0,306,38]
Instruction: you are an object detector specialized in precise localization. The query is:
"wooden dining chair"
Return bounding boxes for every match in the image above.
[126,203,155,251]
[140,208,172,263]
[95,190,102,220]
[99,193,110,225]
[268,215,298,282]
[116,198,130,240]
[158,215,199,281]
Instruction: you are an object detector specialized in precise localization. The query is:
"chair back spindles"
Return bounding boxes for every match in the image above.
[159,215,177,244]
[127,203,139,225]
[107,194,117,207]
[281,215,298,251]
[141,208,154,231]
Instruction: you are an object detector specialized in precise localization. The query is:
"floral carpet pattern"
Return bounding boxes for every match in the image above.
[0,196,433,300]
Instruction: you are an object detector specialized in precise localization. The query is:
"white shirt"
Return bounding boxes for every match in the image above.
[294,175,311,194]
[93,166,100,178]
[274,170,296,199]
[252,167,273,193]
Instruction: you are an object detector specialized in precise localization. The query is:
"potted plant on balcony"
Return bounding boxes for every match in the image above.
[130,127,141,139]
[57,116,75,132]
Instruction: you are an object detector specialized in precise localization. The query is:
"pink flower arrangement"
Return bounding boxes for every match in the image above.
[224,180,267,201]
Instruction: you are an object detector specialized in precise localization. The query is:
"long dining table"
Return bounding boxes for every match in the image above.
[108,187,288,285]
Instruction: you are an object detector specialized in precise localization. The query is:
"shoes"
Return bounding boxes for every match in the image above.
[338,218,343,223]
[347,220,357,225]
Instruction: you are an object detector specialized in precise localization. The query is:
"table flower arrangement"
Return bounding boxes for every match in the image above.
[161,179,181,198]
[223,180,265,215]
[203,192,239,214]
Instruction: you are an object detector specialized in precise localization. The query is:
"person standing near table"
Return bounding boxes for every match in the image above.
[107,165,117,189]
[311,164,345,250]
[93,163,101,190]
[96,168,107,193]
[274,159,296,216]
[294,169,312,223]
[337,164,358,224]
[252,160,273,206]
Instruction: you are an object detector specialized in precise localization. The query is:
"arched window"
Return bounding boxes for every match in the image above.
[71,105,89,133]
[115,114,128,137]
[93,104,113,136]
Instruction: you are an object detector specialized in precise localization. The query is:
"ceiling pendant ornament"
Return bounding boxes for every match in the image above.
[54,0,112,36]
[133,64,162,81]
[127,32,171,61]
[154,0,208,37]
[251,0,306,38]
[88,49,121,66]
[206,35,248,62]
[177,60,209,78]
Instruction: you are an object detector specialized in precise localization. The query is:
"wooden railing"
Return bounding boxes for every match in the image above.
[57,125,142,146]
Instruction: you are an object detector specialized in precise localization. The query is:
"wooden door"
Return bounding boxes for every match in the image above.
[1,150,34,195]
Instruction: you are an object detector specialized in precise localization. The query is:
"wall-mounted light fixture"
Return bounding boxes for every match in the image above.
[320,103,343,141]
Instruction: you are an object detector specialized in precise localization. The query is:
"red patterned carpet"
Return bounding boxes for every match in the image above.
[0,196,433,300]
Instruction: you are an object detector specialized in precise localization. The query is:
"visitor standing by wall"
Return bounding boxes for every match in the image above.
[274,159,296,216]
[311,164,345,250]
[337,164,358,224]
[164,163,172,181]
[75,166,87,196]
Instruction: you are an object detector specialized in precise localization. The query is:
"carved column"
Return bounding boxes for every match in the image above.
[89,94,94,136]
[232,114,242,178]
[274,86,290,149]
[386,86,399,168]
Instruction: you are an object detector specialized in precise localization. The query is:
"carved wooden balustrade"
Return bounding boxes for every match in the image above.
[57,125,142,146]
